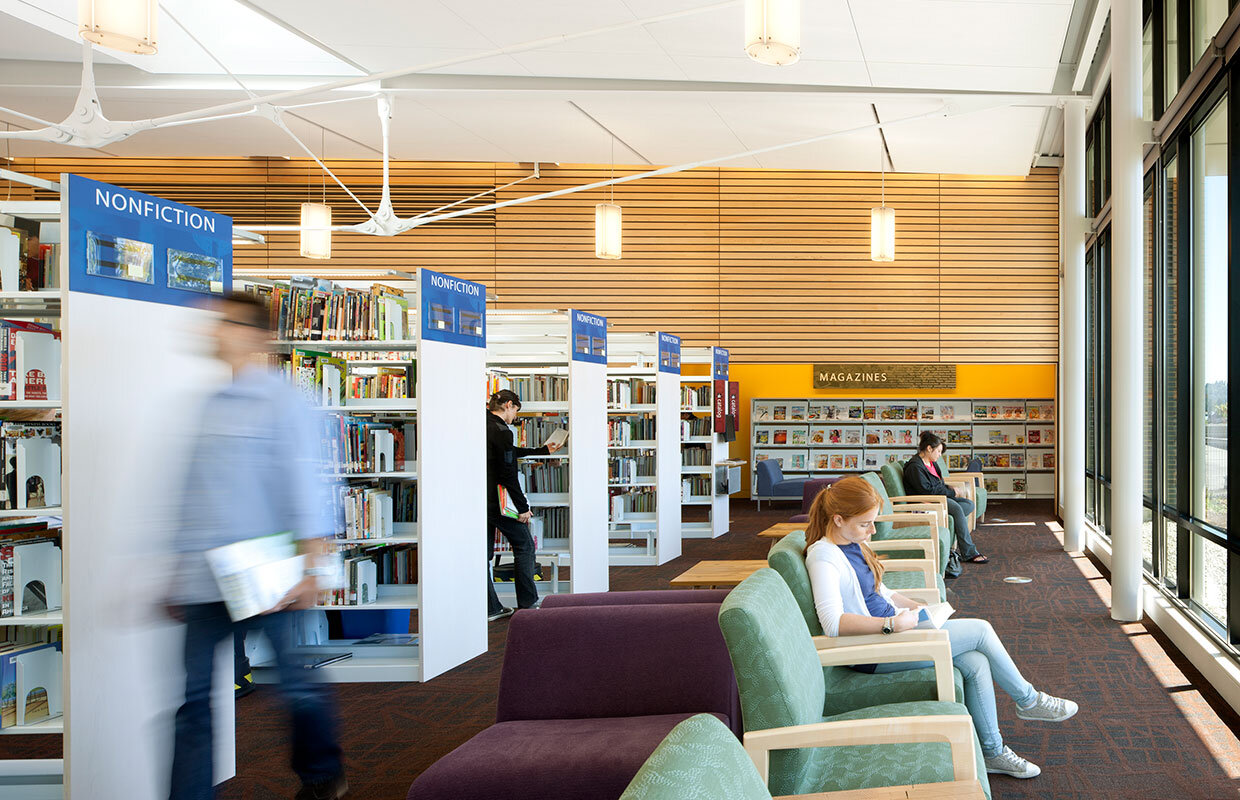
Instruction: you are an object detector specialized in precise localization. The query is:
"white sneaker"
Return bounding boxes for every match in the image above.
[984,746,1041,778]
[1017,690,1078,722]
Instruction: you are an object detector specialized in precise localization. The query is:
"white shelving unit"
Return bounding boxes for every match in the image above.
[678,346,731,539]
[606,332,681,566]
[0,203,65,789]
[236,269,488,684]
[751,397,1056,500]
[486,309,608,596]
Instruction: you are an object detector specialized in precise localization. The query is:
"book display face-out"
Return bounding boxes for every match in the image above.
[751,397,1056,499]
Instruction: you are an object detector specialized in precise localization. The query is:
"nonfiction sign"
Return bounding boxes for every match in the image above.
[812,363,957,390]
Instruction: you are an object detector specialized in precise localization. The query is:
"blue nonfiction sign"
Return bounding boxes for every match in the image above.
[570,309,607,364]
[712,347,729,381]
[420,268,486,348]
[657,332,681,375]
[67,174,232,307]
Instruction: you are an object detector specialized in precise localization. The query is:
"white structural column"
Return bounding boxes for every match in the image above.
[1110,0,1145,621]
[1062,99,1087,554]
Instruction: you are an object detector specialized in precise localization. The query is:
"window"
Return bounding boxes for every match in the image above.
[1164,519,1180,589]
[1165,0,1181,106]
[1191,0,1228,65]
[1144,17,1155,121]
[1191,535,1229,627]
[1144,178,1157,503]
[1163,156,1181,511]
[1190,96,1228,531]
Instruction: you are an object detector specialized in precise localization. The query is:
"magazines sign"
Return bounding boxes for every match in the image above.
[420,268,486,348]
[570,309,607,364]
[657,332,681,375]
[813,363,956,390]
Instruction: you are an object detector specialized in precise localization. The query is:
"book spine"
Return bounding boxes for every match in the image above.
[0,544,12,617]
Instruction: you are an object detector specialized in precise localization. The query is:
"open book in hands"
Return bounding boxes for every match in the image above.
[914,602,955,630]
[544,428,568,449]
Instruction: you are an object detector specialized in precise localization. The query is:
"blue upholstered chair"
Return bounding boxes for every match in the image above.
[754,459,807,511]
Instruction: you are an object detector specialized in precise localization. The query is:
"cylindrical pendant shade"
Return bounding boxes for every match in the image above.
[744,0,800,66]
[78,0,158,54]
[300,203,332,260]
[595,203,622,260]
[870,206,896,262]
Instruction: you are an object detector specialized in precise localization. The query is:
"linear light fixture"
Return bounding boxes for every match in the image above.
[78,0,158,55]
[744,0,800,66]
[870,137,895,262]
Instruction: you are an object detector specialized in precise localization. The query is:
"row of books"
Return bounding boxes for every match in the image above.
[531,507,568,543]
[680,417,712,437]
[681,475,711,499]
[608,418,655,444]
[346,370,411,400]
[0,423,60,511]
[334,486,393,540]
[1,638,62,729]
[323,417,415,474]
[1,523,62,617]
[609,456,654,485]
[520,461,568,494]
[0,225,59,292]
[607,378,655,406]
[286,349,417,406]
[260,280,410,342]
[610,488,655,520]
[682,448,710,466]
[680,385,710,407]
[754,401,1056,423]
[0,321,60,402]
[506,375,569,403]
[513,416,563,448]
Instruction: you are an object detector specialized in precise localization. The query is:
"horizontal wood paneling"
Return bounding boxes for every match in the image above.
[8,158,1058,363]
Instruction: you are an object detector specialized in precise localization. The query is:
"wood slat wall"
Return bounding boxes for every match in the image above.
[8,158,1059,363]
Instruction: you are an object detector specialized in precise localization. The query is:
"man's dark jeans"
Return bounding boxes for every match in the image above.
[487,513,539,614]
[169,602,342,800]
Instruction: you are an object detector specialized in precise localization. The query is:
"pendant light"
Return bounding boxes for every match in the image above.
[744,0,800,66]
[870,137,895,262]
[78,0,158,55]
[595,136,622,260]
[300,128,332,260]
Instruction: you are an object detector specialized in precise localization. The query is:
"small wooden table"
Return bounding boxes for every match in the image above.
[779,779,986,800]
[758,521,808,539]
[668,560,769,589]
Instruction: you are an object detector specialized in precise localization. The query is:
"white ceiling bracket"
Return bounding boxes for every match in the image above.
[356,94,401,237]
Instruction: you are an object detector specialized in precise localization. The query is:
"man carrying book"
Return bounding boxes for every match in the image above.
[486,389,563,621]
[166,292,346,800]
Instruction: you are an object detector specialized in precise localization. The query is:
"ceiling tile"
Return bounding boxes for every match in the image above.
[671,56,872,86]
[512,51,685,81]
[879,104,1048,175]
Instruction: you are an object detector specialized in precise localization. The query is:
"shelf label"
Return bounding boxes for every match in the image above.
[420,268,486,348]
[813,363,956,390]
[712,347,729,381]
[570,309,607,364]
[657,331,680,375]
[67,174,232,306]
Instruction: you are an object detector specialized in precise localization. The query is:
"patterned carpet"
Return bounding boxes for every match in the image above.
[9,500,1240,798]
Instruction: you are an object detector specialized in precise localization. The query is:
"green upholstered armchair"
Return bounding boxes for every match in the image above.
[619,714,986,800]
[878,462,960,537]
[716,569,990,799]
[861,472,953,571]
[939,460,988,523]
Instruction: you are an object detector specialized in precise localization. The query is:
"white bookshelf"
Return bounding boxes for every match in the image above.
[0,205,65,753]
[239,270,488,684]
[486,309,609,596]
[678,346,731,540]
[750,397,1056,500]
[606,332,682,566]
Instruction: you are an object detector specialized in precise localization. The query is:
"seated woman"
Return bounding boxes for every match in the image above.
[804,476,1077,779]
[905,431,985,564]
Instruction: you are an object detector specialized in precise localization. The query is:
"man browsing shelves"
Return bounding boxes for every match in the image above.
[166,292,346,800]
[486,389,563,621]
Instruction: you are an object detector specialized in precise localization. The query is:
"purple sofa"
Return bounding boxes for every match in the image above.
[406,603,742,800]
[788,477,837,523]
[539,589,730,608]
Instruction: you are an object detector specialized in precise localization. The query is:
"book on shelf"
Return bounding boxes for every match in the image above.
[266,280,410,342]
[772,429,788,445]
[753,403,772,422]
[1012,478,1027,493]
[754,429,769,445]
[285,349,415,405]
[0,321,60,402]
[844,429,861,444]
[0,640,62,728]
[324,417,415,474]
[1,422,60,511]
[788,428,808,445]
[608,378,655,406]
[1,533,62,618]
[815,453,831,469]
[809,428,826,445]
[772,405,787,421]
[0,225,60,292]
[789,403,807,421]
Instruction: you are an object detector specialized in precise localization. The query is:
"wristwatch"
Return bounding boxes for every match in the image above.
[881,616,895,635]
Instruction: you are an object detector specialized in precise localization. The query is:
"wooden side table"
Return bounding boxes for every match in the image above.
[668,560,769,589]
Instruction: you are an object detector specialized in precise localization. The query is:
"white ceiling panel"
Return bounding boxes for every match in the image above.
[512,50,685,81]
[672,56,872,86]
[411,93,611,163]
[879,104,1048,175]
[249,0,494,51]
[573,94,761,168]
[850,1,1072,68]
[867,62,1058,93]
[328,45,529,76]
[444,0,637,49]
[0,13,122,64]
[643,0,864,62]
[705,94,879,170]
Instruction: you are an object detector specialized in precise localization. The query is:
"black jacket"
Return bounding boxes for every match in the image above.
[902,456,957,500]
[486,411,549,515]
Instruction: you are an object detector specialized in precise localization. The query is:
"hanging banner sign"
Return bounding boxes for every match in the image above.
[657,332,681,374]
[420,268,486,348]
[712,347,729,381]
[67,174,232,307]
[812,363,956,390]
[570,309,607,364]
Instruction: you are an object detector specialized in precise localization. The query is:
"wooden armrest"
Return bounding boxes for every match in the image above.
[813,629,949,649]
[952,472,984,480]
[814,638,954,703]
[879,557,936,586]
[898,587,943,605]
[892,495,948,507]
[869,537,936,559]
[744,714,977,784]
[879,504,947,530]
